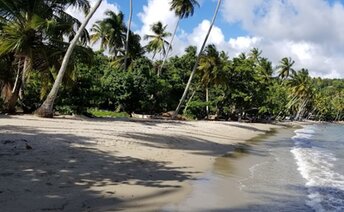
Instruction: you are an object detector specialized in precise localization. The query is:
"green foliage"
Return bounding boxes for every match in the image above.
[102,57,158,114]
[184,100,208,120]
[87,108,130,118]
[55,105,75,115]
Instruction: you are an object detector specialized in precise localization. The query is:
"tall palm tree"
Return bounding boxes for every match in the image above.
[90,10,127,57]
[124,0,133,70]
[35,0,102,118]
[277,57,295,80]
[159,0,200,75]
[198,44,221,118]
[104,10,127,58]
[173,0,222,119]
[144,21,172,63]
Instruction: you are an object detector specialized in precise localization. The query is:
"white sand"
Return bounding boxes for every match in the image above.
[0,115,281,211]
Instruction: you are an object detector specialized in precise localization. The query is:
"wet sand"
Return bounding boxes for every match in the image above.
[0,115,281,211]
[164,126,309,211]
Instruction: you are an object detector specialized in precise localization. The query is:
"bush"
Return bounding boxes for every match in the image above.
[55,105,75,115]
[184,100,208,120]
[0,97,3,113]
[87,108,130,118]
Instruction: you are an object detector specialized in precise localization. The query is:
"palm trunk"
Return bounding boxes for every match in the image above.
[158,17,180,77]
[19,56,30,100]
[172,0,222,119]
[123,0,133,70]
[183,87,198,115]
[295,99,308,121]
[35,0,102,118]
[4,59,25,113]
[205,86,209,119]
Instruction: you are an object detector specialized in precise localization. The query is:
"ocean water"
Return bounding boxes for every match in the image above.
[164,124,344,212]
[291,124,344,211]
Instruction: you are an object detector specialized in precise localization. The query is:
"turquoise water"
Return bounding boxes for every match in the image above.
[164,124,344,212]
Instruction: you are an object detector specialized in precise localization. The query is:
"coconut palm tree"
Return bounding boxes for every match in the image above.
[287,68,313,120]
[248,48,262,64]
[90,20,111,51]
[36,0,102,118]
[0,0,90,113]
[104,11,127,58]
[197,44,221,118]
[158,0,200,75]
[277,57,295,80]
[144,21,172,63]
[173,0,222,119]
[124,0,133,70]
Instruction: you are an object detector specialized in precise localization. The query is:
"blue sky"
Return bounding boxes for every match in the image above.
[67,0,344,78]
[111,0,248,37]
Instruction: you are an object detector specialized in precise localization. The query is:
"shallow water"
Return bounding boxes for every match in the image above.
[164,124,344,212]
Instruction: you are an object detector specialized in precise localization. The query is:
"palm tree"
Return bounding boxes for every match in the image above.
[287,68,313,120]
[110,31,144,69]
[144,21,172,63]
[248,48,262,64]
[104,11,127,58]
[173,0,222,119]
[0,0,90,113]
[90,20,111,51]
[277,57,295,80]
[197,44,221,118]
[35,0,102,118]
[124,0,133,70]
[159,0,200,75]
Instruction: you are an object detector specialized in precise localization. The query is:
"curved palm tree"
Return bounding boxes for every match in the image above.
[36,0,102,117]
[159,0,200,75]
[277,57,295,80]
[287,68,313,120]
[173,0,222,119]
[144,21,171,62]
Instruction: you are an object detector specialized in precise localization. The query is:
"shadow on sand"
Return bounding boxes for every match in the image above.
[0,125,196,211]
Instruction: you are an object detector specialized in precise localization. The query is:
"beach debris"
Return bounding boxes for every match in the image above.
[25,143,33,150]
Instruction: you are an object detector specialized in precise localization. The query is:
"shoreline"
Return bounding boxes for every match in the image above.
[0,115,291,211]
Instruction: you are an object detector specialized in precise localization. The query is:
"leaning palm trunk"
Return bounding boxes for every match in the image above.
[172,0,222,119]
[123,0,133,70]
[158,18,180,76]
[295,98,308,121]
[35,0,102,118]
[183,86,199,115]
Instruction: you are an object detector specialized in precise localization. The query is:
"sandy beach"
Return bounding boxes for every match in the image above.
[0,115,281,211]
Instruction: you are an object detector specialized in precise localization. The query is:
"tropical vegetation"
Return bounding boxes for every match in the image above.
[0,0,343,122]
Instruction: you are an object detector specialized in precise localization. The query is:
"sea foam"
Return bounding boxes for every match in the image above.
[291,126,344,212]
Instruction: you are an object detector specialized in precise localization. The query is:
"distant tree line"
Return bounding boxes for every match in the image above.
[0,0,343,121]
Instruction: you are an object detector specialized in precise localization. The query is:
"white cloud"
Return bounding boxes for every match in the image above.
[65,0,119,31]
[228,36,261,53]
[137,0,184,58]
[188,20,226,53]
[221,0,344,78]
[65,0,119,51]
